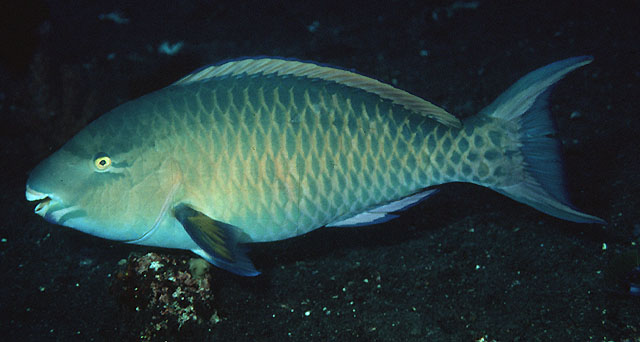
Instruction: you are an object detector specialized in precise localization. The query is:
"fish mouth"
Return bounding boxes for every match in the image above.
[26,185,53,216]
[25,185,66,222]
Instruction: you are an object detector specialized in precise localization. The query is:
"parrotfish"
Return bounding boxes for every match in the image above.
[25,56,605,276]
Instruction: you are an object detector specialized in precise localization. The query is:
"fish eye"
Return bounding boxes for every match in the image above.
[93,153,112,172]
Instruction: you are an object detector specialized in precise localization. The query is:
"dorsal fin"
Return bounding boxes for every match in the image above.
[174,57,461,128]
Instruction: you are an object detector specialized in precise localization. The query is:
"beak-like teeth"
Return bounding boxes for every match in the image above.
[26,185,48,201]
[26,185,55,217]
[35,197,52,215]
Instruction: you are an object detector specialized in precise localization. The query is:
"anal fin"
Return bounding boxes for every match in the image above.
[327,189,438,227]
[173,203,259,276]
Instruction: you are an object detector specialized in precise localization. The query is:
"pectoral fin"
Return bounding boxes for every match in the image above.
[173,203,259,276]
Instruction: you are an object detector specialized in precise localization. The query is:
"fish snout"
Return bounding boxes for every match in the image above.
[25,185,65,223]
[26,185,52,216]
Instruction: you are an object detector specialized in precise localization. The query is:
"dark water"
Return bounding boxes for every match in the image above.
[1,0,639,341]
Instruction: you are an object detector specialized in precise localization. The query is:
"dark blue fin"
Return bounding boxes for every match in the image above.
[479,56,605,224]
[173,203,260,276]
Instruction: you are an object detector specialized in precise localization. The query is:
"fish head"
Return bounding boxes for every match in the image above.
[25,112,181,243]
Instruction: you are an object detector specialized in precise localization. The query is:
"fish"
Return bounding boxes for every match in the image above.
[25,56,605,276]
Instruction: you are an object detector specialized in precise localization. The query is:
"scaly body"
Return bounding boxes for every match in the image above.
[26,57,604,275]
[145,76,510,241]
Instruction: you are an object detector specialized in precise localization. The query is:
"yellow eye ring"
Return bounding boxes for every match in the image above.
[93,153,112,171]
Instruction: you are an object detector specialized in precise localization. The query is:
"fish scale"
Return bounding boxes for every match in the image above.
[424,115,514,187]
[175,75,434,241]
[112,75,558,241]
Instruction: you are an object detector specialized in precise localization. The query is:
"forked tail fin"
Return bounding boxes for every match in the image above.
[479,56,605,224]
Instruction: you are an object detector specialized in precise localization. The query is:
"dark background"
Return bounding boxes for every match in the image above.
[1,0,639,341]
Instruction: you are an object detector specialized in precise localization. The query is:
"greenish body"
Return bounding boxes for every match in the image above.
[89,75,509,242]
[26,57,604,276]
[160,76,475,239]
